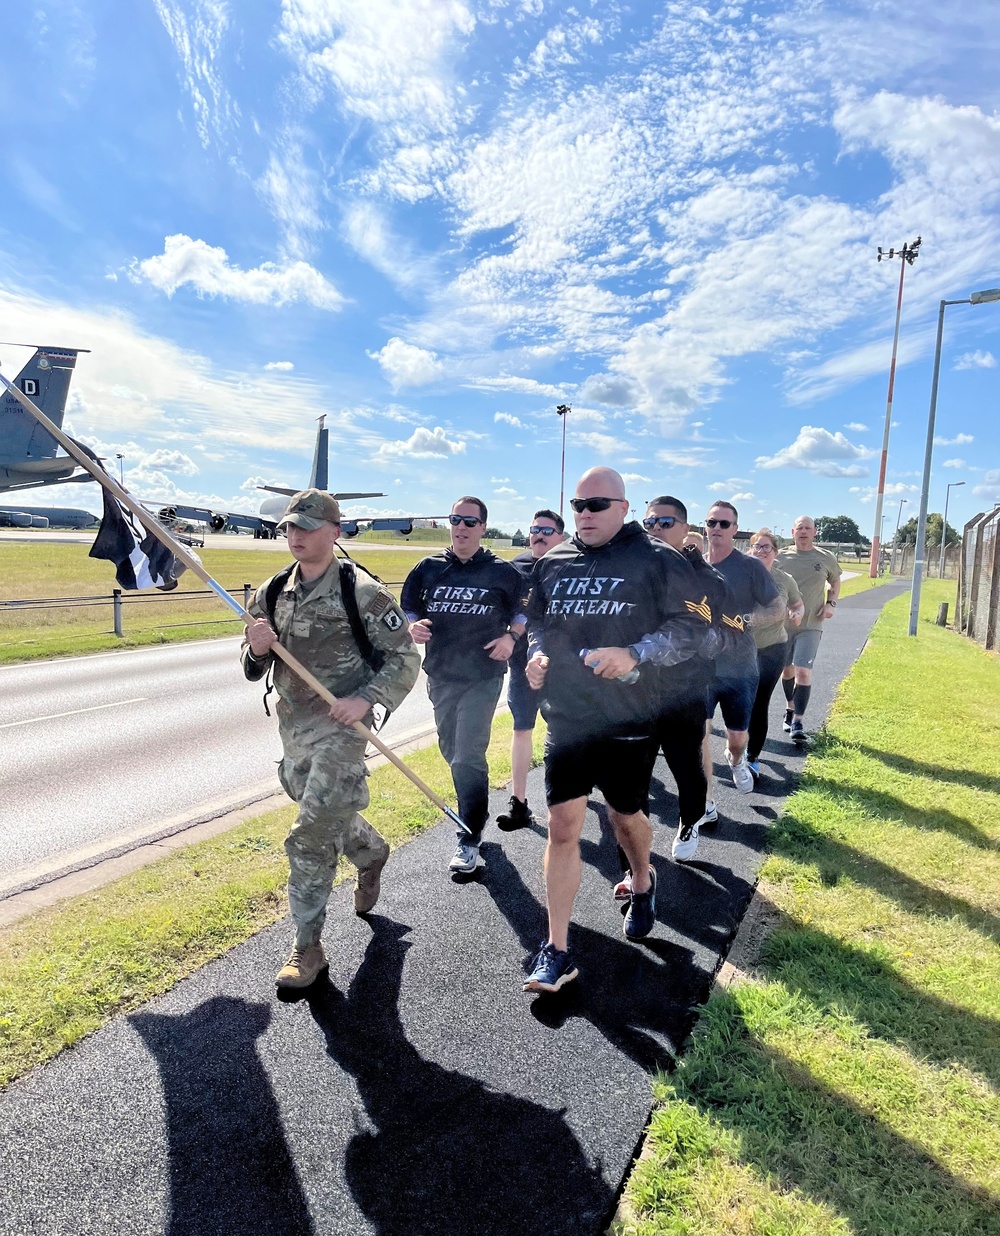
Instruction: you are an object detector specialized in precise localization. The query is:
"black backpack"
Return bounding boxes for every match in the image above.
[259,556,389,719]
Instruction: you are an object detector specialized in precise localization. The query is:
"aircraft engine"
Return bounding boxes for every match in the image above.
[340,521,360,537]
[209,514,228,532]
[158,507,178,522]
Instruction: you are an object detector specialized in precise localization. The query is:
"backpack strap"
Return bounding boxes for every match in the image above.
[339,560,386,674]
[259,563,295,716]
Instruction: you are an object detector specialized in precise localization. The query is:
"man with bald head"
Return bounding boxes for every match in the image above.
[777,515,842,745]
[521,467,711,992]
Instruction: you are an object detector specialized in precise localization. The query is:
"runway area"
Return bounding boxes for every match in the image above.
[0,639,436,894]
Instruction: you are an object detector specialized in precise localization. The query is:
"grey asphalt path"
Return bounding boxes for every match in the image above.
[0,640,436,892]
[0,584,908,1236]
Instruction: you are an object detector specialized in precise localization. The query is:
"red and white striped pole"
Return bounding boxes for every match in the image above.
[870,236,921,578]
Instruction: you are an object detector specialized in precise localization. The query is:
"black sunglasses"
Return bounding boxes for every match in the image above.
[705,518,733,529]
[449,514,483,527]
[529,525,558,536]
[643,515,677,530]
[569,496,622,513]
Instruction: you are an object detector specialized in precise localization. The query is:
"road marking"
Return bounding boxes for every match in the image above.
[0,697,149,730]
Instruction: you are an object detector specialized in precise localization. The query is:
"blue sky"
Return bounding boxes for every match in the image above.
[3,0,999,538]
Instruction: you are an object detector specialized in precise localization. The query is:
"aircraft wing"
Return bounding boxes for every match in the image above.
[155,504,278,536]
[258,484,386,500]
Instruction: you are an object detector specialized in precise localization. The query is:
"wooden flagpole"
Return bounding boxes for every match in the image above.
[0,371,470,833]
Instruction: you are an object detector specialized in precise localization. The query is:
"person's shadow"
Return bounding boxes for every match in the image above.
[304,916,615,1236]
[130,996,314,1236]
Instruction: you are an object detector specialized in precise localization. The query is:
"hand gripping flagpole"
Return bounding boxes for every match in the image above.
[0,371,471,835]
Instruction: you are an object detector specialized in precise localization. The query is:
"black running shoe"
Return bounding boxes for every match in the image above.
[783,708,794,733]
[523,942,578,993]
[790,719,808,746]
[497,795,534,831]
[624,868,657,940]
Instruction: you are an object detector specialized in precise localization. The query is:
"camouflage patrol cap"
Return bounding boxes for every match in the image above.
[277,488,342,531]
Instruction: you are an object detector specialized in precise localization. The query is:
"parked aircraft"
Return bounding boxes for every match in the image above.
[0,345,91,494]
[0,505,98,529]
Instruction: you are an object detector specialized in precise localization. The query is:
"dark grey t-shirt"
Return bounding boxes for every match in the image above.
[712,550,780,677]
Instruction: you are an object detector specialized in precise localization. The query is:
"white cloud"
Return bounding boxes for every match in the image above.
[621,472,651,484]
[467,376,566,398]
[490,476,510,483]
[370,337,445,390]
[264,361,295,371]
[756,426,874,477]
[845,422,869,432]
[955,350,996,370]
[849,482,918,504]
[730,491,755,502]
[132,235,344,309]
[141,449,199,476]
[153,0,236,149]
[934,432,975,445]
[943,458,968,469]
[494,412,523,428]
[573,431,627,456]
[493,485,521,496]
[373,425,466,461]
[973,469,1000,500]
[655,447,716,469]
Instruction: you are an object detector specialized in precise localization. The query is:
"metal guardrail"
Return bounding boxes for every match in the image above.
[0,582,407,637]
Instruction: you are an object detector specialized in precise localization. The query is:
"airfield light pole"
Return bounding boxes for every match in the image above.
[909,286,1000,636]
[870,236,921,578]
[556,403,572,519]
[888,498,907,575]
[938,481,965,578]
[115,453,124,485]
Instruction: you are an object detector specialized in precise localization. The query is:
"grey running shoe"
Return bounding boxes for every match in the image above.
[448,840,481,874]
[727,750,755,794]
[790,719,808,746]
[524,942,578,993]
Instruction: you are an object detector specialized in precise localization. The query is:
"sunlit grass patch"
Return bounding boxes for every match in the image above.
[617,580,1000,1236]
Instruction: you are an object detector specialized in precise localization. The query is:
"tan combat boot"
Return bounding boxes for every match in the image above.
[354,844,390,915]
[275,942,328,989]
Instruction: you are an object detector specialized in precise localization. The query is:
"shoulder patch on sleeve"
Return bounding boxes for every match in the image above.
[366,590,392,619]
[381,608,404,631]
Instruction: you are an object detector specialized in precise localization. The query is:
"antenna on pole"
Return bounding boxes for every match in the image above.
[556,404,571,519]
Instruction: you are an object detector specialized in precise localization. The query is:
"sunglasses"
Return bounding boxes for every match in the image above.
[705,518,733,529]
[449,514,483,527]
[529,525,558,536]
[569,496,623,514]
[643,515,677,530]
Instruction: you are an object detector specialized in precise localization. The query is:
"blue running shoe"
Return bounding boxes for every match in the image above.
[747,760,761,782]
[624,867,657,940]
[523,941,578,993]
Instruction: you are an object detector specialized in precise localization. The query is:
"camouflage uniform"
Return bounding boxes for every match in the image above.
[243,561,419,947]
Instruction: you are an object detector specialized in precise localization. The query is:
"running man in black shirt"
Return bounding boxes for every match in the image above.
[401,497,525,875]
[522,468,710,992]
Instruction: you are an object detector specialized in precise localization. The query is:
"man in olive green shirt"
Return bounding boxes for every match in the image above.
[776,515,842,745]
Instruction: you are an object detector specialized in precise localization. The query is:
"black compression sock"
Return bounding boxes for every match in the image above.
[792,684,811,717]
[782,676,795,704]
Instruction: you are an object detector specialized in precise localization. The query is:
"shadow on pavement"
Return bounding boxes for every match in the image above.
[130,997,314,1236]
[303,915,615,1236]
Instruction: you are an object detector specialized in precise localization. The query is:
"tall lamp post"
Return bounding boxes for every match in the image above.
[556,403,571,519]
[888,497,907,576]
[938,481,965,578]
[909,285,1000,636]
[870,236,921,578]
[115,453,125,485]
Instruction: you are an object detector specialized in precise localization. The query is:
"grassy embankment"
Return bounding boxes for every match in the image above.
[0,711,545,1088]
[0,540,517,664]
[616,578,1000,1236]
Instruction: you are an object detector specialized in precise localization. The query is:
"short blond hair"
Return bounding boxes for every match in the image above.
[750,527,780,552]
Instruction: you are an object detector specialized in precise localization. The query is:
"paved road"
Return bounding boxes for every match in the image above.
[0,585,910,1236]
[0,640,436,893]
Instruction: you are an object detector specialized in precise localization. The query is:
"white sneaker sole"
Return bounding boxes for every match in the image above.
[672,825,701,861]
[448,852,480,874]
[523,965,579,993]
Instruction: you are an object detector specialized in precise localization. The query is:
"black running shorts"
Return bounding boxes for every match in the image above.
[544,733,658,814]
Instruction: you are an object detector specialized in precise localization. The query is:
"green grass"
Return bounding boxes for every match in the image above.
[616,579,1000,1236]
[0,711,545,1088]
[0,541,518,664]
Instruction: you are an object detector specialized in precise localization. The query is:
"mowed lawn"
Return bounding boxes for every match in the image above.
[617,579,1000,1236]
[0,540,516,663]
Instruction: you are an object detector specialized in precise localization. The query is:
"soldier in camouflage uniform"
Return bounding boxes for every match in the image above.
[242,489,420,989]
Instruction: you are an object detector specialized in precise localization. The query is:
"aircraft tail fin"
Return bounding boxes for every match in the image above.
[0,347,84,469]
[310,415,328,491]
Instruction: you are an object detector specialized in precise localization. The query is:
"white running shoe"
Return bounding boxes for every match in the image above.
[448,841,481,874]
[703,800,719,824]
[727,750,755,794]
[672,812,712,861]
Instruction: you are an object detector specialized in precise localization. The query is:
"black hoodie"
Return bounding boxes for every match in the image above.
[526,521,710,740]
[401,547,525,683]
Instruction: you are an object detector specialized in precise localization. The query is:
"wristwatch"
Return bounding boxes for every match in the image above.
[828,600,837,607]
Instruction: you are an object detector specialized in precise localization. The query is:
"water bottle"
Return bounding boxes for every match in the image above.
[579,647,640,684]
